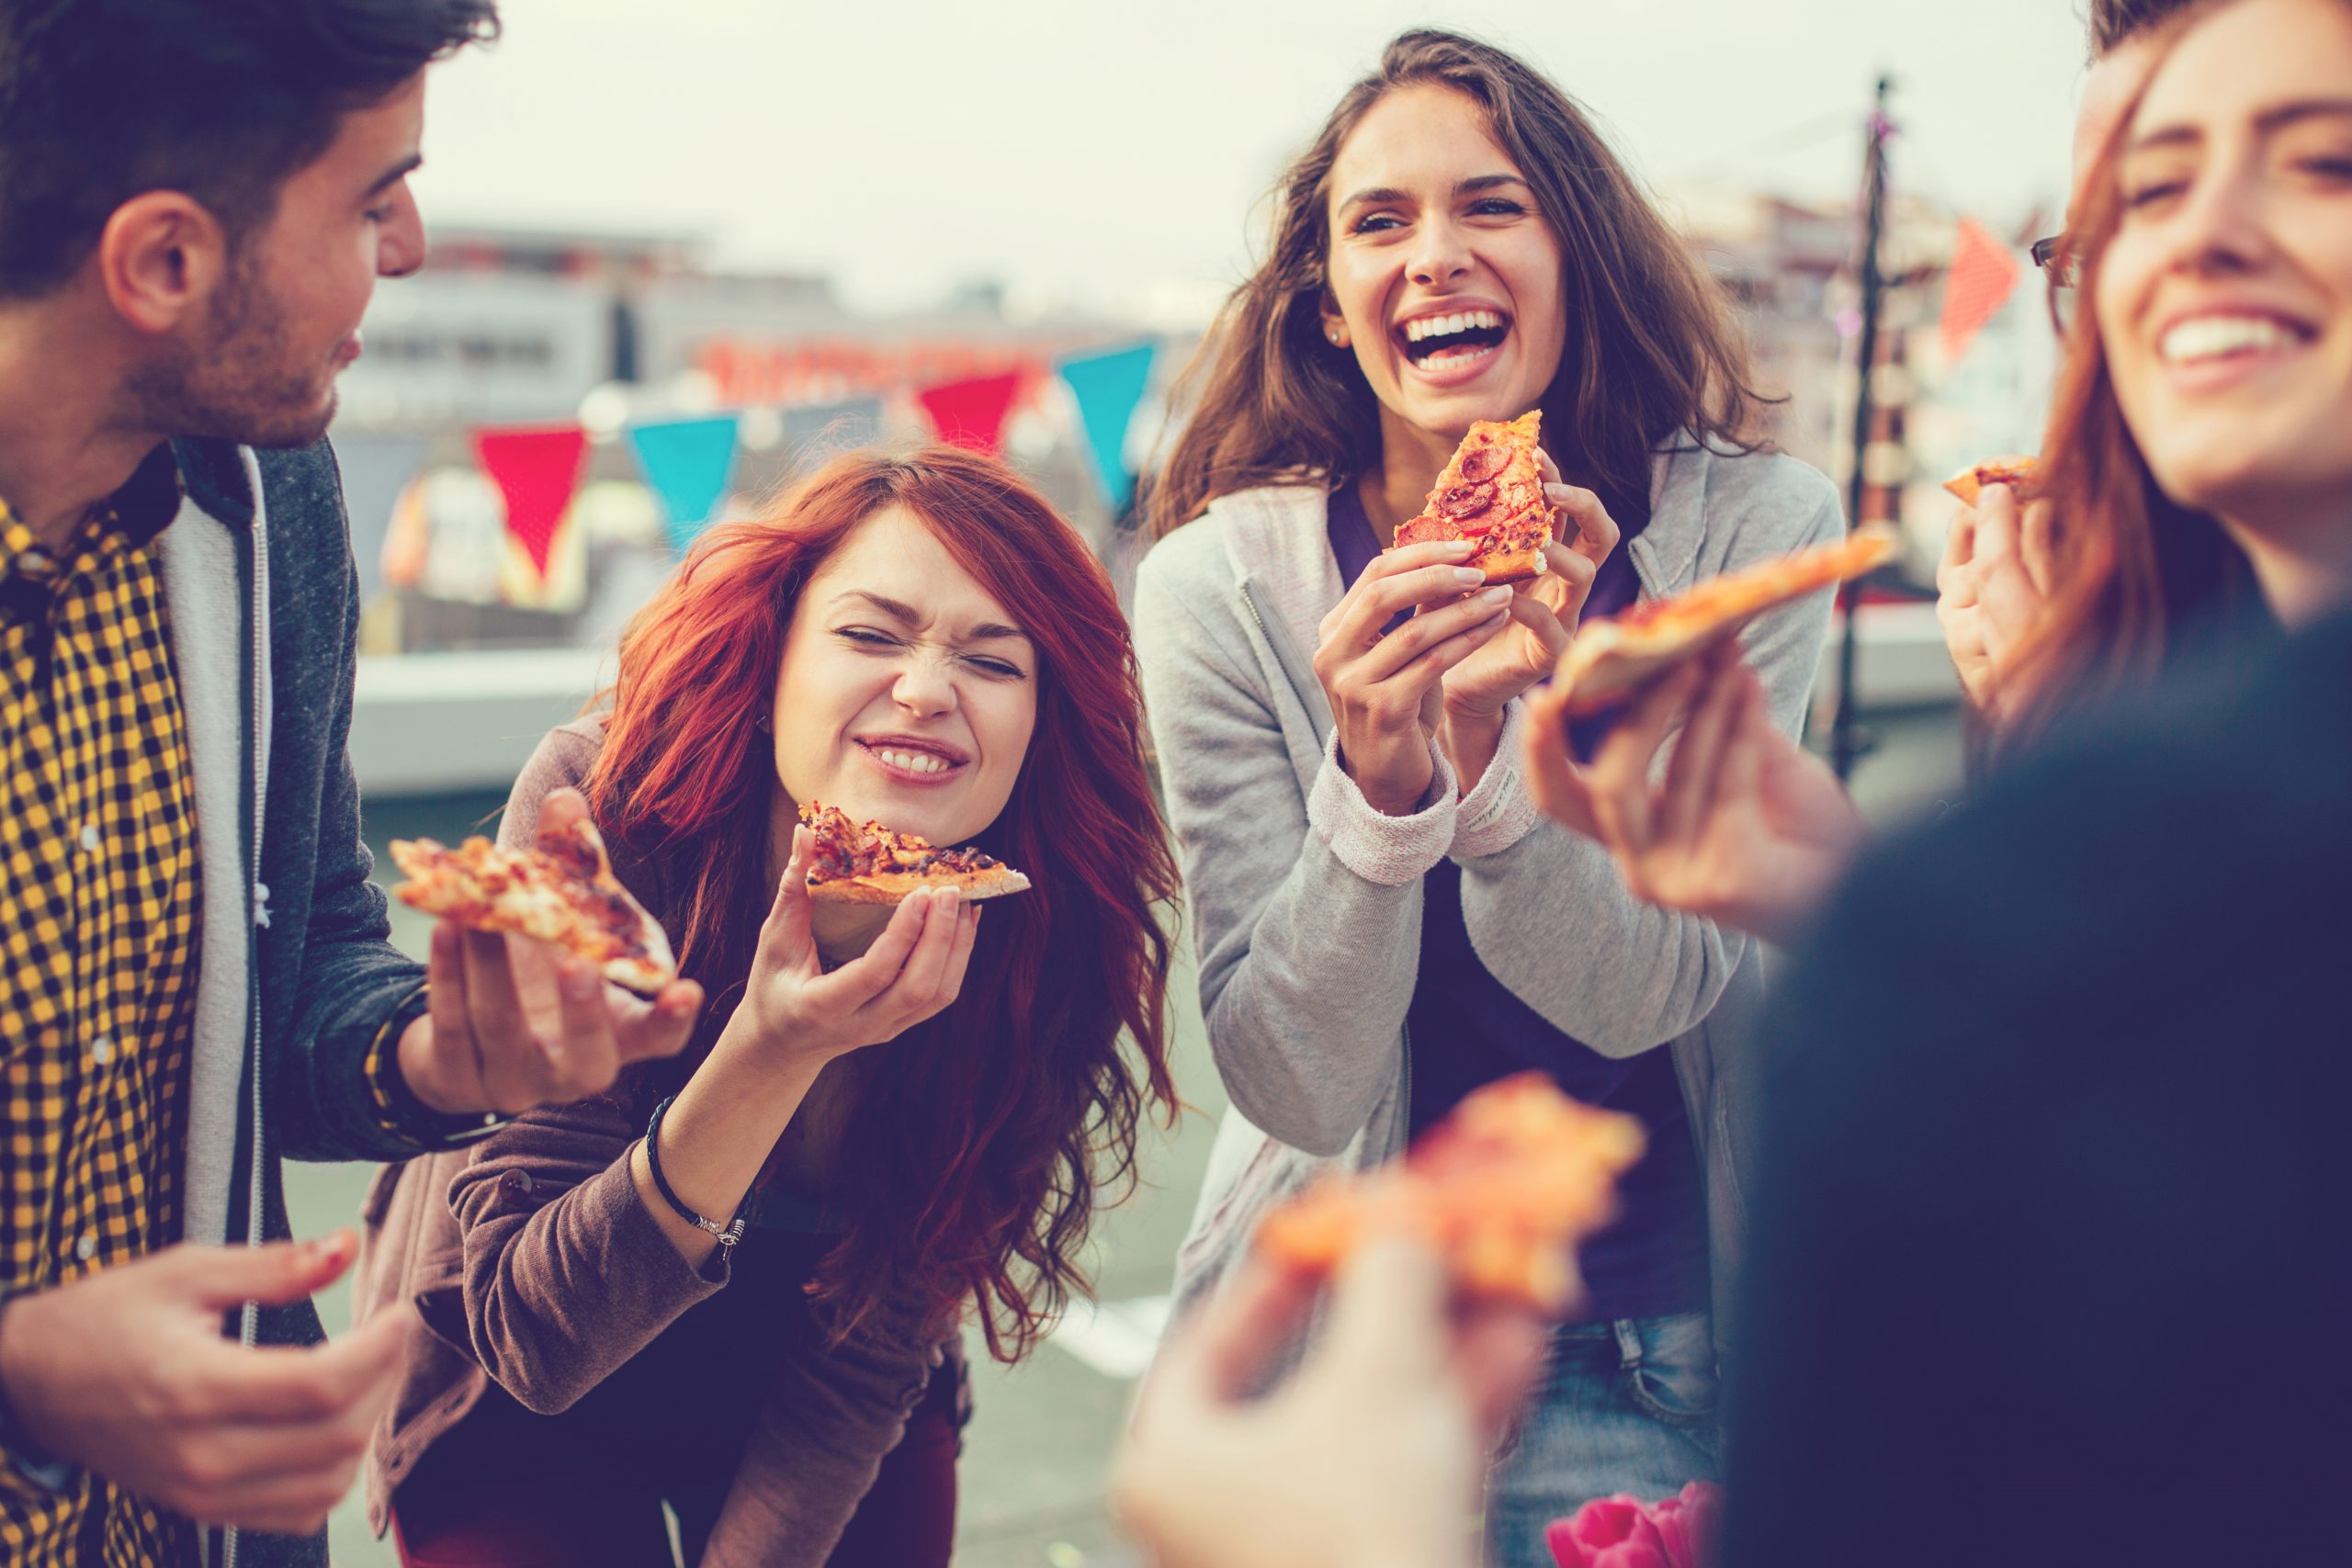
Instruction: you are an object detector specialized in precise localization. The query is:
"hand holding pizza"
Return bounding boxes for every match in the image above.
[734,823,982,1069]
[1936,480,2058,720]
[1439,449,1622,724]
[1313,536,1515,817]
[1113,1237,1546,1568]
[1523,642,1867,944]
[395,788,704,1119]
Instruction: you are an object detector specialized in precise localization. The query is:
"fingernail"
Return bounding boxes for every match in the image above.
[1481,586,1513,604]
[1453,567,1487,585]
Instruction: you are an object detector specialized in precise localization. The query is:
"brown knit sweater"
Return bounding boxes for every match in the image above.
[351,719,961,1565]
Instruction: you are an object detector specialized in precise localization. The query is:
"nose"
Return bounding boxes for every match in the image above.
[379,183,426,280]
[1407,214,1474,289]
[2164,158,2273,282]
[890,654,957,720]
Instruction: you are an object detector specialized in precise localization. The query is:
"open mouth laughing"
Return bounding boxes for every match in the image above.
[1396,306,1512,374]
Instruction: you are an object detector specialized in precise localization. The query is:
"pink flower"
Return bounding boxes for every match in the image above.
[1545,1483,1722,1568]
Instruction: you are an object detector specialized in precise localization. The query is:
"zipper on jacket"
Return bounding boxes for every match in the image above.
[222,457,271,1568]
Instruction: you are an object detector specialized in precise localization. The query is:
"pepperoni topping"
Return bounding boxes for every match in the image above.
[1457,446,1507,483]
[1396,513,1453,547]
[1437,482,1496,521]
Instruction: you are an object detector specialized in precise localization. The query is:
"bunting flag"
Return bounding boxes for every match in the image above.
[628,414,741,552]
[781,395,887,474]
[915,370,1023,456]
[330,431,427,602]
[1939,219,2023,367]
[1057,343,1157,513]
[473,424,589,579]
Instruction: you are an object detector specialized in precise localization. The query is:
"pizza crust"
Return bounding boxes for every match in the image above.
[806,866,1034,906]
[1549,527,1898,718]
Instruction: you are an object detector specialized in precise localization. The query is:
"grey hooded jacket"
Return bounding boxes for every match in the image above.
[1132,438,1844,1344]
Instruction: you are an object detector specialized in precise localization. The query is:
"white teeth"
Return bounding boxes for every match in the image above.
[2160,314,2301,365]
[1402,309,1503,344]
[875,748,950,774]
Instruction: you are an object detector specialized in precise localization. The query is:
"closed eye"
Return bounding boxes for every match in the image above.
[961,654,1028,679]
[834,626,902,649]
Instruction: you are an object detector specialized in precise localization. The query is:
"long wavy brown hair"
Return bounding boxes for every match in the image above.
[1998,0,2276,750]
[584,447,1178,1360]
[1148,28,1771,536]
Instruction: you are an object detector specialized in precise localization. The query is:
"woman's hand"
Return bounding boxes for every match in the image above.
[1113,1239,1549,1568]
[1522,642,1868,945]
[1936,482,2056,721]
[737,826,982,1071]
[1313,537,1514,817]
[1440,453,1623,725]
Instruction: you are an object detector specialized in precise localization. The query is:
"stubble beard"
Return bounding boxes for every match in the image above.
[128,247,339,451]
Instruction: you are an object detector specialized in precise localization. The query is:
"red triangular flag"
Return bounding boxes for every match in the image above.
[915,371,1023,455]
[474,425,589,578]
[1939,219,2023,367]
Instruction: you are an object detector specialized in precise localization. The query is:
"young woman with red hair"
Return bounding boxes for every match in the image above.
[352,447,1177,1568]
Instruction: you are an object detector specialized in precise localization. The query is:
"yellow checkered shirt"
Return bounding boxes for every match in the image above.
[0,476,202,1566]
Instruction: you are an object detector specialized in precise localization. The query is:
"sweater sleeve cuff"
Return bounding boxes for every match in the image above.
[1306,727,1457,886]
[1451,700,1544,860]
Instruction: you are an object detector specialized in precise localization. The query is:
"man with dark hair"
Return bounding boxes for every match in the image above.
[0,6,701,1564]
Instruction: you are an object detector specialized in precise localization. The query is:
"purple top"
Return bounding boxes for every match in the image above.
[1327,480,1708,1324]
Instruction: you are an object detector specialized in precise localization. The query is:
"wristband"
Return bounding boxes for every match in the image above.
[644,1096,746,1253]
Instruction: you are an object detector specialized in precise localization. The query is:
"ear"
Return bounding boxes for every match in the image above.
[96,192,230,336]
[1317,290,1351,350]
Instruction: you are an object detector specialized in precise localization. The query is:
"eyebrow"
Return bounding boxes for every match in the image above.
[833,590,1027,643]
[2131,98,2352,152]
[1336,172,1530,209]
[366,152,423,198]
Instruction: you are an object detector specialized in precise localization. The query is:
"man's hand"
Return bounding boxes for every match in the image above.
[0,1233,407,1536]
[1936,483,2056,720]
[396,788,703,1117]
[1114,1239,1549,1568]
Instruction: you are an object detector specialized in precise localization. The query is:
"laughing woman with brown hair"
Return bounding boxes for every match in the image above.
[1135,28,1843,1565]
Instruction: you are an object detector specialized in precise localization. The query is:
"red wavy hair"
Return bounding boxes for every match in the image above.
[584,447,1178,1360]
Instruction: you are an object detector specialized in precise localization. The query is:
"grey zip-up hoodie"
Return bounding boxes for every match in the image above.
[1132,438,1844,1342]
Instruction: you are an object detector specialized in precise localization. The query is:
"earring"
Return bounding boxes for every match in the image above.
[1327,327,1347,347]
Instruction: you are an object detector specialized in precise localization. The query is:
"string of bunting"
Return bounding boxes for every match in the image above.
[458,352,1155,580]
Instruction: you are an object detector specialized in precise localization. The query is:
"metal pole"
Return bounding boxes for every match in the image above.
[1832,76,1893,782]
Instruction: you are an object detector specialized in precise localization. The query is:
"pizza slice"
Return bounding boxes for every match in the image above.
[1255,1073,1646,1312]
[1388,410,1555,584]
[798,801,1032,907]
[1546,527,1899,720]
[1941,454,2041,505]
[391,816,677,996]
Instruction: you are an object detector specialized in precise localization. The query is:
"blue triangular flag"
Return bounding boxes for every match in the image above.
[628,414,742,551]
[1057,343,1156,513]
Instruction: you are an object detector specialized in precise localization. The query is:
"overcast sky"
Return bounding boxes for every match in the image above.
[410,0,2096,318]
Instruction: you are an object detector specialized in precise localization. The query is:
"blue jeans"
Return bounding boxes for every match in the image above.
[1483,1312,1721,1568]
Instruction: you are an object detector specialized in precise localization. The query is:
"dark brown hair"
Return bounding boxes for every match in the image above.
[586,447,1179,1360]
[0,0,499,298]
[2089,0,2204,54]
[1148,28,1770,537]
